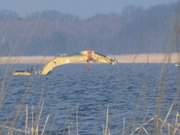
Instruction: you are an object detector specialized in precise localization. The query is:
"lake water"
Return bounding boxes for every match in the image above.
[0,64,179,135]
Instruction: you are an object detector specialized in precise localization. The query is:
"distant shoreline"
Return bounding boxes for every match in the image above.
[0,53,179,64]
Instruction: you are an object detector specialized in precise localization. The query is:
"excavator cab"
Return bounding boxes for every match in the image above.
[13,66,35,76]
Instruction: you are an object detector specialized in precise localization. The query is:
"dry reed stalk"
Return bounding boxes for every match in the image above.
[35,101,44,135]
[76,106,79,135]
[40,115,50,135]
[122,117,126,135]
[25,104,29,135]
[161,103,175,129]
[104,105,110,135]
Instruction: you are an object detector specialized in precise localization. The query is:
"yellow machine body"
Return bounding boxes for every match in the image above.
[13,71,33,76]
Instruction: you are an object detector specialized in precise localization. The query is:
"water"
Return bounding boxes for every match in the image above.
[0,64,179,135]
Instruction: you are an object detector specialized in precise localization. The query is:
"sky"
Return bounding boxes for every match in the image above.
[0,0,178,18]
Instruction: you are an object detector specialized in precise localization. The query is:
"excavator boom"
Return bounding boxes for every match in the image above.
[40,50,114,75]
[41,55,87,75]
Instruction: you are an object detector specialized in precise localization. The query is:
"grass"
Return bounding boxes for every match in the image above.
[0,102,50,135]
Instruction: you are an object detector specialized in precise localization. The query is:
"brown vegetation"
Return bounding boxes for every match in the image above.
[0,53,179,64]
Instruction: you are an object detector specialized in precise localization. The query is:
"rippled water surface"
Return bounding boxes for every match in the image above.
[0,64,179,134]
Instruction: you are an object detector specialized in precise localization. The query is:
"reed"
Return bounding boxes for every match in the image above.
[0,102,50,135]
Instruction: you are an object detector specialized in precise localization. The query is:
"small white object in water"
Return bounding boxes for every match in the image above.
[175,64,180,67]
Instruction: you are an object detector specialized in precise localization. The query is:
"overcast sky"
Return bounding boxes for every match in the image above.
[0,0,178,18]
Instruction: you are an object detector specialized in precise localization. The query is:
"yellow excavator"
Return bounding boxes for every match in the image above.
[13,50,115,76]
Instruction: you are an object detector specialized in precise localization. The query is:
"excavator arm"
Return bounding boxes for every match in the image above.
[40,50,115,75]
